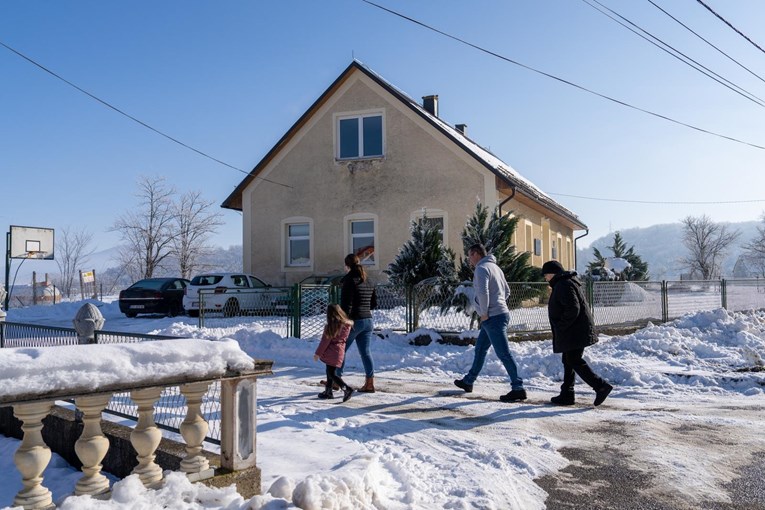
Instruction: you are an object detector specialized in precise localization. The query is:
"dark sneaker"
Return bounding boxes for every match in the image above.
[454,379,473,393]
[594,383,613,407]
[343,386,354,402]
[318,390,334,399]
[550,393,575,406]
[499,389,527,402]
[320,380,340,391]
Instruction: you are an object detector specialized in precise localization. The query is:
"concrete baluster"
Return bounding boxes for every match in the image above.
[74,394,112,496]
[13,401,54,510]
[179,382,213,480]
[129,387,163,487]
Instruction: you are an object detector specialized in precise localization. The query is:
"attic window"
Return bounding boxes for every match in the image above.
[337,113,383,159]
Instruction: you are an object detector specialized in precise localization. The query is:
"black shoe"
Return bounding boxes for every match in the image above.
[320,380,340,391]
[343,386,354,402]
[550,393,575,406]
[318,390,334,399]
[499,389,527,402]
[454,379,473,393]
[594,383,613,406]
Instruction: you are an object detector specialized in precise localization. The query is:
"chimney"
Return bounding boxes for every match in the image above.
[422,95,439,117]
[455,123,467,136]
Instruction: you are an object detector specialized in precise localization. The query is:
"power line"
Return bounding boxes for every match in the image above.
[548,192,765,205]
[645,0,765,86]
[581,0,765,108]
[696,0,765,56]
[0,40,292,189]
[360,0,765,151]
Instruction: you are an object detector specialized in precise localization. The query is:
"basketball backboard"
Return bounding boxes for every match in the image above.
[9,225,55,260]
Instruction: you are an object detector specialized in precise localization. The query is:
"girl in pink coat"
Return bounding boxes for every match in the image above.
[314,304,355,402]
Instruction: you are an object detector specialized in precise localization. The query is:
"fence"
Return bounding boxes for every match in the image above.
[0,321,222,444]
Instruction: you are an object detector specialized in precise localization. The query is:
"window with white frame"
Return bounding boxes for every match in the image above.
[422,216,444,240]
[551,239,558,260]
[337,113,383,159]
[350,219,375,265]
[287,223,311,267]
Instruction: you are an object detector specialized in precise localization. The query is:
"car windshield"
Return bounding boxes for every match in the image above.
[129,279,167,291]
[191,275,224,286]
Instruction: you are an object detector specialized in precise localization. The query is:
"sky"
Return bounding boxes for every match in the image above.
[2,0,765,259]
[2,300,765,508]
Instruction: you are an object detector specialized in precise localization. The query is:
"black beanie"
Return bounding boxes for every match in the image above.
[542,260,565,275]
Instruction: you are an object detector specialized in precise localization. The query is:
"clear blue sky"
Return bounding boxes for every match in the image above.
[2,0,765,261]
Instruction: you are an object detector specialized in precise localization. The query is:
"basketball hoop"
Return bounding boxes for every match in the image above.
[26,251,43,260]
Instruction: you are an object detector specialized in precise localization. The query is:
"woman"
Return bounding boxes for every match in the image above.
[335,253,377,392]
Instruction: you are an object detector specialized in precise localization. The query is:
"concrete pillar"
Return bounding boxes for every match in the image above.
[130,388,163,487]
[220,377,258,471]
[12,401,54,510]
[74,394,112,496]
[179,381,213,481]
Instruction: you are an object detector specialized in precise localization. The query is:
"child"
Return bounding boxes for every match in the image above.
[314,304,355,402]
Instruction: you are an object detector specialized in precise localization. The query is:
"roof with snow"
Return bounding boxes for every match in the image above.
[222,60,585,229]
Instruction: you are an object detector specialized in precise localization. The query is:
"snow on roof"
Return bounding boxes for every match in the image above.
[0,338,255,403]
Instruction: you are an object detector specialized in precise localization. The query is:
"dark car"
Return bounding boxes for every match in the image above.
[119,278,190,318]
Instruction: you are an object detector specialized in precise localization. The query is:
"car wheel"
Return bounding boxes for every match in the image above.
[223,298,240,318]
[167,302,181,318]
[125,312,137,318]
[187,309,199,318]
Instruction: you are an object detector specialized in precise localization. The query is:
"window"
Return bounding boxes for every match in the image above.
[551,240,558,260]
[338,113,383,159]
[525,224,533,253]
[534,239,542,256]
[287,223,311,267]
[351,219,375,264]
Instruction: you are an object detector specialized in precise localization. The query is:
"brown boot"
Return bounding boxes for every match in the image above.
[357,377,375,393]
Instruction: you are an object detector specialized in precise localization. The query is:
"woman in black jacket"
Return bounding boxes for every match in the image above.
[542,260,613,406]
[335,253,377,392]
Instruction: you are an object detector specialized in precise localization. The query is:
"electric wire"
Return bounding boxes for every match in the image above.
[0,40,292,189]
[360,0,765,151]
[646,0,765,86]
[696,0,765,56]
[582,0,765,107]
[548,192,765,205]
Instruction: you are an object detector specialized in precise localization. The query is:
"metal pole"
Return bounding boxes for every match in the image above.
[4,231,10,312]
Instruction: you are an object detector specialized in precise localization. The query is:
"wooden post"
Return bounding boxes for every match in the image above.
[79,270,85,301]
[92,269,98,299]
[32,271,37,306]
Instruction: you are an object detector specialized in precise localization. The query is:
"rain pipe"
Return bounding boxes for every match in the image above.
[497,185,516,216]
[574,229,589,271]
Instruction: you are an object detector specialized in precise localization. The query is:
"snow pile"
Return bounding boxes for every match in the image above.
[0,338,254,401]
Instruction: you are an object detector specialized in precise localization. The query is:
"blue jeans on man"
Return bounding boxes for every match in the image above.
[463,312,524,391]
[336,318,374,379]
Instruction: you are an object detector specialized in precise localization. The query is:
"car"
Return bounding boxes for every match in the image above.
[183,272,284,317]
[118,278,190,318]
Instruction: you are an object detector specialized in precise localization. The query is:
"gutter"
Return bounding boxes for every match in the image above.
[498,185,516,216]
[574,229,590,271]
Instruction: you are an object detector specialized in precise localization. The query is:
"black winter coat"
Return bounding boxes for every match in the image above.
[340,271,377,320]
[547,271,598,353]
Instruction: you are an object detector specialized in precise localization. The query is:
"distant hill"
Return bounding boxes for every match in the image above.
[576,221,761,280]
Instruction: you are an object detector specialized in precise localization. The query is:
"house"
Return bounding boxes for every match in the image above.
[222,61,587,285]
[733,254,762,278]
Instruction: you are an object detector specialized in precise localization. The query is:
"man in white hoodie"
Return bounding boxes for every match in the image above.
[454,244,527,402]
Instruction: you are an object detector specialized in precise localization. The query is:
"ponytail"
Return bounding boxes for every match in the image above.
[344,253,367,282]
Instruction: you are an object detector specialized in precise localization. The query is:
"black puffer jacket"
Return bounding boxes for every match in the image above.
[340,271,377,320]
[547,271,598,353]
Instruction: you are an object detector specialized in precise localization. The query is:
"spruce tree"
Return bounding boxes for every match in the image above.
[384,217,457,287]
[587,231,649,281]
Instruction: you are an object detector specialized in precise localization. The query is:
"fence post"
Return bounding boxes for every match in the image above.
[661,281,668,323]
[405,286,414,333]
[199,291,205,329]
[586,280,594,313]
[291,284,301,339]
[721,278,727,310]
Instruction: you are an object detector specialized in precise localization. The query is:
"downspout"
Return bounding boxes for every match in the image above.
[498,185,516,216]
[574,229,589,271]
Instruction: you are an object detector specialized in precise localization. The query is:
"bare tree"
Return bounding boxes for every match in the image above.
[111,176,176,279]
[681,215,740,279]
[172,191,224,279]
[54,226,95,298]
[742,212,765,277]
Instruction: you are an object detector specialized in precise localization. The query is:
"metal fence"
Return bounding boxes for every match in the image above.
[0,321,221,444]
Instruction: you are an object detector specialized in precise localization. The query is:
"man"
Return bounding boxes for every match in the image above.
[454,243,527,402]
[542,260,613,406]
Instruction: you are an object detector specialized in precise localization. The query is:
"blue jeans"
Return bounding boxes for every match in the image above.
[463,313,523,390]
[337,318,374,379]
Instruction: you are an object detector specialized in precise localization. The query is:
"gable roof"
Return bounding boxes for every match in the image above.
[221,60,586,230]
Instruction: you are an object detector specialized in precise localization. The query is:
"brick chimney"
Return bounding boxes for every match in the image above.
[422,95,439,117]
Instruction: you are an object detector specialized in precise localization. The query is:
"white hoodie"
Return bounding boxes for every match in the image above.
[472,255,511,318]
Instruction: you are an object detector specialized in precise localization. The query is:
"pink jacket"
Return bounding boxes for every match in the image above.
[315,323,352,368]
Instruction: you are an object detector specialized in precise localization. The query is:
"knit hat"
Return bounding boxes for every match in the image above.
[541,260,565,275]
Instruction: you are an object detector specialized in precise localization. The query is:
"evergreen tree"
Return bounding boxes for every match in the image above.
[458,203,541,283]
[384,217,457,287]
[587,231,650,281]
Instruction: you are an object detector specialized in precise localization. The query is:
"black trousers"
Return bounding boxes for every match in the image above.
[561,348,606,393]
[325,365,348,391]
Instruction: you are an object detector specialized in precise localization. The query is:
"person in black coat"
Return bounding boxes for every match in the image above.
[542,260,613,406]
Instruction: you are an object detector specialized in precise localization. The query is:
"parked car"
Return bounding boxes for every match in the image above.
[118,278,190,318]
[183,273,285,317]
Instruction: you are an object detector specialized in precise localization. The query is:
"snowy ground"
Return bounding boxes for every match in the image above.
[2,301,764,509]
